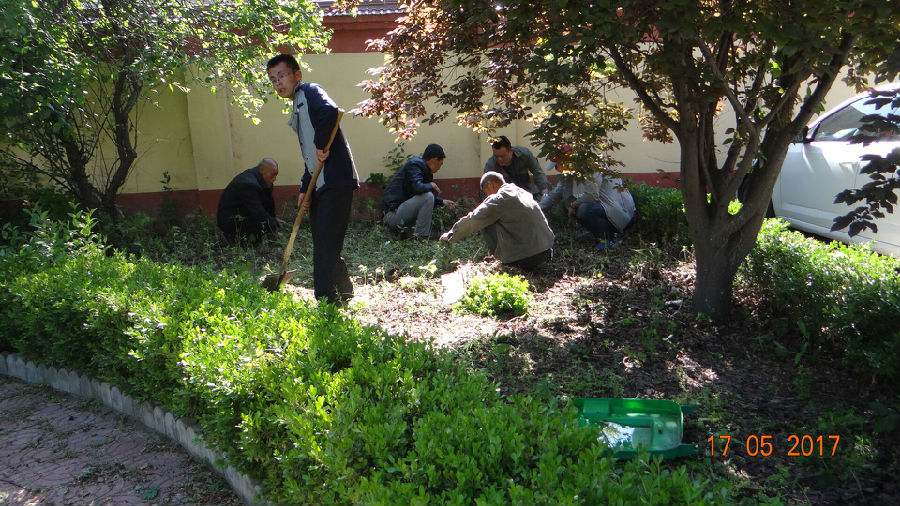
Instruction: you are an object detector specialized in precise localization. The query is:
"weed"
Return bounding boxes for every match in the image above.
[793,366,814,399]
[561,365,625,398]
[455,273,533,318]
[381,142,413,178]
[638,327,659,355]
[398,275,434,293]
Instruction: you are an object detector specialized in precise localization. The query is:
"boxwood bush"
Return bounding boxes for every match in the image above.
[628,183,690,248]
[741,218,900,385]
[0,210,733,505]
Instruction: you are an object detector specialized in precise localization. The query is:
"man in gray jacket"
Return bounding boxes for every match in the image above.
[440,172,554,270]
[483,136,550,199]
[540,160,635,250]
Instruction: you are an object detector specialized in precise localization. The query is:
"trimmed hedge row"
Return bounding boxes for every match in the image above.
[0,210,731,505]
[741,218,900,384]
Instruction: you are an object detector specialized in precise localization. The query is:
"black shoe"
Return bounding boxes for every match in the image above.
[335,263,354,301]
[390,226,411,240]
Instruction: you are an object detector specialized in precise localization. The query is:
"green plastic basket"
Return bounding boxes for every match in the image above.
[573,398,699,460]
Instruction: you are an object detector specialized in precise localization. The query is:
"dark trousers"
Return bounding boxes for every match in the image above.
[507,248,552,271]
[309,187,354,304]
[576,203,618,240]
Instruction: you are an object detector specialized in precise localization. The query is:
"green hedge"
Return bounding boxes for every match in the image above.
[0,210,732,505]
[628,183,690,248]
[741,219,900,384]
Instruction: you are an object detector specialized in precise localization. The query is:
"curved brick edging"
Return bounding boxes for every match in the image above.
[0,352,265,506]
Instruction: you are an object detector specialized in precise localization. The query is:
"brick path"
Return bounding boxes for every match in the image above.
[0,376,242,506]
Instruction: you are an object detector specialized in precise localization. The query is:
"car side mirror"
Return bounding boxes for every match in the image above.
[798,125,811,143]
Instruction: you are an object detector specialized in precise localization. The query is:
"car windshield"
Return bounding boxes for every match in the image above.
[814,94,900,142]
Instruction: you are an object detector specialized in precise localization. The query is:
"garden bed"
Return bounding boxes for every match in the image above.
[2,197,898,505]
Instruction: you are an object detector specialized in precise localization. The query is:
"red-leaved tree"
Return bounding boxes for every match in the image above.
[351,0,900,321]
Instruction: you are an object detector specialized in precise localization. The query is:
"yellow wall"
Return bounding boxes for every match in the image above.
[119,54,871,194]
[119,81,197,193]
[586,77,867,177]
[124,53,491,194]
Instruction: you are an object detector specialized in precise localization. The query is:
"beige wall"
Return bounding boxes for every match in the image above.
[123,53,490,195]
[113,80,197,193]
[119,54,871,195]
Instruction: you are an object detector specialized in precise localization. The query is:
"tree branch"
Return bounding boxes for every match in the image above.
[605,44,679,135]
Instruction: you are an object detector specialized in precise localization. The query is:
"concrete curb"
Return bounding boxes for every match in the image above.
[1,352,264,506]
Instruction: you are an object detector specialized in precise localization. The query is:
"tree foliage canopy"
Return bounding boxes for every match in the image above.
[0,0,327,215]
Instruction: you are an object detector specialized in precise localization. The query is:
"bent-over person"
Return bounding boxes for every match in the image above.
[440,172,554,271]
[540,162,635,250]
[217,158,281,243]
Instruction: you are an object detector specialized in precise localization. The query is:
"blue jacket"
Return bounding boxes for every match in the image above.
[381,157,445,212]
[290,82,359,194]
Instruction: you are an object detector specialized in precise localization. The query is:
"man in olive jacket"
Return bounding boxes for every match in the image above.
[382,143,457,239]
[482,135,550,199]
[440,172,554,271]
[217,158,281,243]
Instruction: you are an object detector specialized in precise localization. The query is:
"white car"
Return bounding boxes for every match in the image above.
[772,82,900,256]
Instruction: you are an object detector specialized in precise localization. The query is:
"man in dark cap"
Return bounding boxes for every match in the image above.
[382,143,457,240]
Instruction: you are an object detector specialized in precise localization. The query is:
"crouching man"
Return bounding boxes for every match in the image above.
[382,143,456,240]
[540,162,636,250]
[217,158,282,243]
[440,172,554,271]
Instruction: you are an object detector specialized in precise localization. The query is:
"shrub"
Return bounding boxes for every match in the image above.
[1,210,736,505]
[741,218,900,385]
[455,272,532,318]
[629,183,690,248]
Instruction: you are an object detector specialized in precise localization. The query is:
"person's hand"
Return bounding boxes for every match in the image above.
[444,199,457,211]
[439,232,452,242]
[567,203,577,218]
[316,149,329,164]
[298,192,311,212]
[431,182,442,194]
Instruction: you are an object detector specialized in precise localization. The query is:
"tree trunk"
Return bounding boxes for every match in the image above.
[677,42,851,322]
[692,241,738,321]
[99,68,142,222]
[680,125,775,322]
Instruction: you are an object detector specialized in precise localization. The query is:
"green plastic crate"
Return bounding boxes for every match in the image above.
[574,397,699,460]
